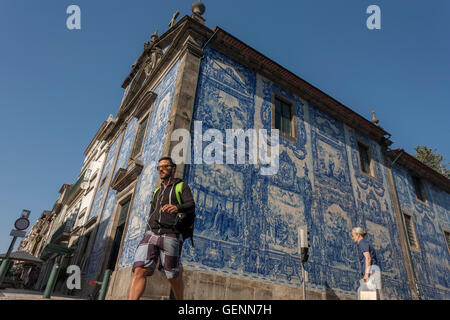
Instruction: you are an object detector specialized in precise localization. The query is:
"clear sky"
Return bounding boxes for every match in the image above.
[1,0,449,254]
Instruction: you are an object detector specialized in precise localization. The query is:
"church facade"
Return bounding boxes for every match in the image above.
[28,5,449,300]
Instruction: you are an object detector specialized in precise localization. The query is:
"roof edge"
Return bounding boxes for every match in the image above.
[211,26,391,145]
[390,149,450,193]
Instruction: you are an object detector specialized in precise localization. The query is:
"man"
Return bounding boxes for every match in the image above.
[128,156,195,300]
[351,227,382,299]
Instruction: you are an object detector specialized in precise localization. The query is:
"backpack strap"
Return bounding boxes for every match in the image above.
[175,181,183,217]
[152,182,182,207]
[175,182,183,205]
[175,181,194,246]
[152,186,161,205]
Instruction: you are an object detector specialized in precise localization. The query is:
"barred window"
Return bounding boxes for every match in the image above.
[403,212,419,250]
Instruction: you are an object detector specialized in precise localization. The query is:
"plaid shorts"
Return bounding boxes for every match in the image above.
[132,230,183,279]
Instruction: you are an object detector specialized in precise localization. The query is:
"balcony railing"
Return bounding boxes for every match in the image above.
[50,218,76,244]
[63,171,86,205]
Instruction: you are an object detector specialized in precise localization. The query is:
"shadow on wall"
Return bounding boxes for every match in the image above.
[324,281,340,300]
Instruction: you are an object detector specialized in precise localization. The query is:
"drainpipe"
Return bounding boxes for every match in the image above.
[97,269,112,300]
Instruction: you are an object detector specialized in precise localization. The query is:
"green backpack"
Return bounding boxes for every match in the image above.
[152,181,195,246]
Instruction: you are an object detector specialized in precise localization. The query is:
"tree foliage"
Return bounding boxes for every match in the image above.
[414,145,450,179]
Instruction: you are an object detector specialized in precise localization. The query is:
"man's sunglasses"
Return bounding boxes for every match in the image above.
[157,164,174,171]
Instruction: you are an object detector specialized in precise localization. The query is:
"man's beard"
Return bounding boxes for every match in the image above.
[160,170,172,181]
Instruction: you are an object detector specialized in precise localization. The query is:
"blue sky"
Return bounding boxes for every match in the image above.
[1,0,449,253]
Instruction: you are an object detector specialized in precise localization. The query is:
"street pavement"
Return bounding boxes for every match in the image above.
[0,288,85,300]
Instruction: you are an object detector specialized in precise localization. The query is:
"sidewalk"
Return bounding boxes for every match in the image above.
[0,288,85,300]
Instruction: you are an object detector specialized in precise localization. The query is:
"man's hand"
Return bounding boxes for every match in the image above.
[161,204,178,214]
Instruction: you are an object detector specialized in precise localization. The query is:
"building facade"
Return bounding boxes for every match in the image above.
[22,4,450,300]
[388,150,450,299]
[21,119,110,293]
[18,210,52,258]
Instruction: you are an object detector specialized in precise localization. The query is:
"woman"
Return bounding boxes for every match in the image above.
[351,227,381,299]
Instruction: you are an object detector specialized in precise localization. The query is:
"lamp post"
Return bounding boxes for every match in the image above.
[298,226,310,300]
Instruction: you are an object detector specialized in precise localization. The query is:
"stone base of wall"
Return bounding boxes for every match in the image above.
[106,267,355,300]
[106,266,172,300]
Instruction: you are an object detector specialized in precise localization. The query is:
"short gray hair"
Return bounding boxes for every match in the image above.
[352,227,367,237]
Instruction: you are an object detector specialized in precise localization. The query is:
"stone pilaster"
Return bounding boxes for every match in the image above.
[160,36,203,179]
[383,151,421,300]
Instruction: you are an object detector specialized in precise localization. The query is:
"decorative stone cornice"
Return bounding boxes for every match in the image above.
[84,216,97,229]
[98,115,118,142]
[183,36,204,58]
[111,160,144,192]
[121,15,209,90]
[117,21,198,123]
[119,90,157,121]
[83,119,108,157]
[132,91,157,119]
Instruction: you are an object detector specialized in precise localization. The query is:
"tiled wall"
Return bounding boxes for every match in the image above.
[85,117,137,277]
[181,46,413,299]
[392,164,450,299]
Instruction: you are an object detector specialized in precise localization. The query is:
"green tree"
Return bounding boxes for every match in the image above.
[414,145,450,179]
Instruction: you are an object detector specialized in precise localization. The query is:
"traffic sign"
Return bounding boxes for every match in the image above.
[14,217,30,231]
[10,229,26,238]
[20,210,31,219]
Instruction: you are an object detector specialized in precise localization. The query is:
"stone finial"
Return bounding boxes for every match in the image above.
[191,0,206,24]
[192,0,206,15]
[151,30,159,42]
[371,109,379,125]
[145,30,159,50]
[169,11,180,28]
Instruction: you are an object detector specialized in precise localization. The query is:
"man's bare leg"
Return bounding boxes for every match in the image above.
[128,267,151,300]
[167,275,184,300]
